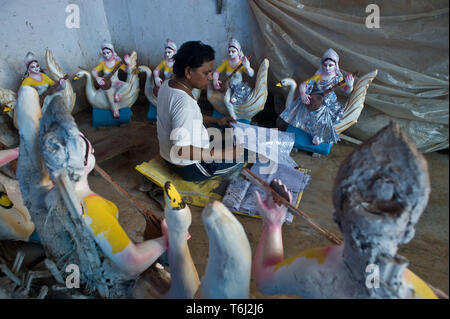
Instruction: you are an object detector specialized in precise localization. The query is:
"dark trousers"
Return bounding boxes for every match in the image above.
[165,149,248,182]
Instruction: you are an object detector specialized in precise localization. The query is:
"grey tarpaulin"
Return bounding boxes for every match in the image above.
[247,0,448,152]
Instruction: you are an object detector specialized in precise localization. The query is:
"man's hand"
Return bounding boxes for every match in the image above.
[216,116,236,127]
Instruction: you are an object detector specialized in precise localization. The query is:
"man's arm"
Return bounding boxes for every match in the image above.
[174,144,244,162]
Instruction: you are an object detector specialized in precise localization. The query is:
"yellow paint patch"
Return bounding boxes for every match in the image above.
[82,195,130,255]
[403,268,438,299]
[164,182,185,210]
[274,247,328,272]
[0,192,13,209]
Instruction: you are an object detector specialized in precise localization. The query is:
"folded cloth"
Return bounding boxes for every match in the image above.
[232,122,297,168]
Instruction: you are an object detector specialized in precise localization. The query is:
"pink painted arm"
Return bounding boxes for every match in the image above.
[253,189,290,291]
[153,68,163,87]
[109,218,169,276]
[91,68,99,78]
[0,148,19,167]
[212,70,221,90]
[91,68,105,86]
[299,82,311,105]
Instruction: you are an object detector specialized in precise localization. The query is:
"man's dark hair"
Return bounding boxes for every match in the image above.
[173,41,215,77]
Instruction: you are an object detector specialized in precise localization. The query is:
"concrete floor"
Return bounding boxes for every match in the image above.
[76,101,449,298]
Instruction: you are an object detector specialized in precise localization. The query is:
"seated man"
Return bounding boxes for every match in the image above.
[157,41,246,182]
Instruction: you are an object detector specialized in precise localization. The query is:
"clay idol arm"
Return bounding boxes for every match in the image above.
[253,186,290,293]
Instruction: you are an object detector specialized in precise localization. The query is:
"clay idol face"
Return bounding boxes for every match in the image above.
[228,47,239,59]
[102,48,113,60]
[28,61,40,74]
[322,60,336,75]
[164,48,175,59]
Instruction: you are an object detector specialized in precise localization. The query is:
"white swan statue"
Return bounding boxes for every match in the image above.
[207,58,269,121]
[157,182,252,299]
[2,49,76,129]
[277,70,378,136]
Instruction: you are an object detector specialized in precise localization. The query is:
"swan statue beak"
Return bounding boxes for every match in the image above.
[164,182,186,210]
[276,82,282,87]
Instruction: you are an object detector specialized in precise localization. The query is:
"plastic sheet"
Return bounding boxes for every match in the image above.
[247,0,449,152]
[232,121,297,168]
[280,76,345,144]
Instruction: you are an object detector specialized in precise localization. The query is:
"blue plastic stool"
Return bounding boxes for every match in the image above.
[92,107,132,127]
[147,104,157,122]
[212,109,251,125]
[286,124,332,155]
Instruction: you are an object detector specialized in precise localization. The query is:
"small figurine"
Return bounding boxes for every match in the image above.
[138,39,179,122]
[252,122,444,299]
[75,43,139,127]
[138,39,201,122]
[153,39,177,90]
[91,42,134,118]
[213,38,254,105]
[21,52,66,96]
[279,48,354,146]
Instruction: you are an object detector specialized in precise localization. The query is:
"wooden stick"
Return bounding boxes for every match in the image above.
[94,164,162,239]
[241,168,343,245]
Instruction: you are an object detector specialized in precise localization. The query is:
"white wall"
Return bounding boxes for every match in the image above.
[1,0,255,111]
[103,0,255,71]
